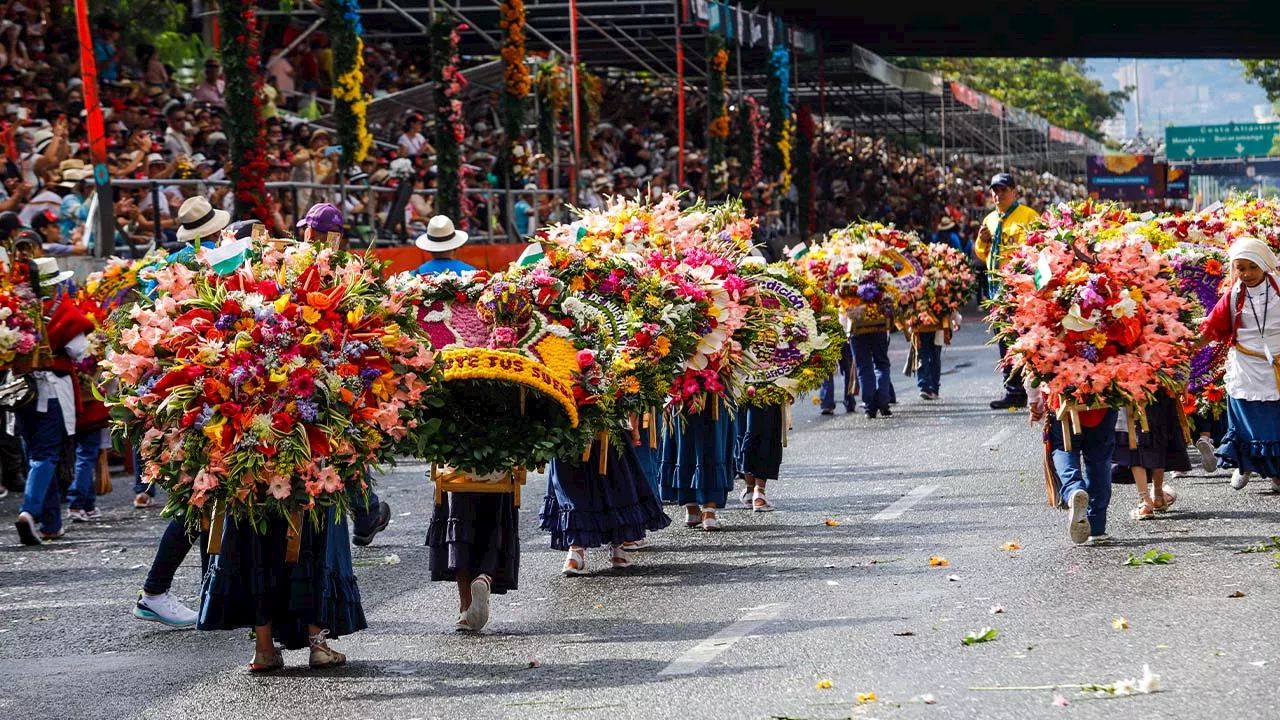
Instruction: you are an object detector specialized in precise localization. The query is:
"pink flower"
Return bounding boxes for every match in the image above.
[576,349,597,369]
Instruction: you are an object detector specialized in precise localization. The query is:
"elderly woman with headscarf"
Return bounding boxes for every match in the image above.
[1200,237,1280,493]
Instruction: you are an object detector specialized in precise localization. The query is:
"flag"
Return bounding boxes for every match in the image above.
[516,242,545,267]
[785,242,809,260]
[1033,249,1053,290]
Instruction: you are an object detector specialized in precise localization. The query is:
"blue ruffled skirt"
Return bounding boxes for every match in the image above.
[427,492,521,594]
[736,404,784,481]
[199,507,367,650]
[1217,397,1280,477]
[659,402,736,507]
[540,442,672,551]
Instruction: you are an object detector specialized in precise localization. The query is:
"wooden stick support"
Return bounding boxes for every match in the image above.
[285,510,303,564]
[597,432,610,475]
[519,386,526,416]
[711,397,720,422]
[1175,400,1193,445]
[1126,410,1138,450]
[432,462,441,505]
[782,409,788,449]
[206,498,225,555]
[647,409,658,449]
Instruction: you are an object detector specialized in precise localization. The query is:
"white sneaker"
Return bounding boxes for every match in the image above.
[132,591,197,628]
[1196,437,1218,473]
[1067,489,1090,545]
[464,576,491,632]
[67,509,91,523]
[1086,534,1113,546]
[1231,469,1253,490]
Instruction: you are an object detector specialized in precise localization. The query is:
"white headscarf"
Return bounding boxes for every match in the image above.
[1228,236,1278,275]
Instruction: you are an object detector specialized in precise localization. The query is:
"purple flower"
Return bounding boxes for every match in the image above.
[297,400,319,423]
[858,282,881,301]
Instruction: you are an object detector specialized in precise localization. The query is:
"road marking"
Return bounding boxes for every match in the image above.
[981,428,1014,449]
[0,598,124,612]
[872,485,939,520]
[658,603,787,676]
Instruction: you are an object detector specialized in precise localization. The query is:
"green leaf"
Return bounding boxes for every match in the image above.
[962,628,998,646]
[1125,549,1173,566]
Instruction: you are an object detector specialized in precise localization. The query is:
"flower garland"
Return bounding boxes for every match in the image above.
[325,0,371,168]
[103,241,440,531]
[706,33,729,197]
[988,231,1193,411]
[431,17,468,220]
[218,0,272,228]
[778,116,793,191]
[499,0,529,187]
[577,64,603,163]
[739,262,843,408]
[795,105,815,234]
[764,46,790,181]
[534,59,568,157]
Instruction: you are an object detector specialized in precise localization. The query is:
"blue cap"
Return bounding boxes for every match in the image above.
[989,172,1015,189]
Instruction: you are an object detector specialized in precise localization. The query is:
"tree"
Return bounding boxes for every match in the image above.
[895,58,1129,140]
[1242,60,1280,103]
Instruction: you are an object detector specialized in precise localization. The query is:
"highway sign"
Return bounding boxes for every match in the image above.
[1165,123,1280,159]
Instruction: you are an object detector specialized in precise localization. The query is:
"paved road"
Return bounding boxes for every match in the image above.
[3,322,1280,720]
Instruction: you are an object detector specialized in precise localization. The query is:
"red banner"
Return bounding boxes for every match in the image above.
[73,0,107,169]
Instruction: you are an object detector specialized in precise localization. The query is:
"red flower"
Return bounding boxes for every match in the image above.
[220,402,243,420]
[306,425,330,458]
[271,412,295,434]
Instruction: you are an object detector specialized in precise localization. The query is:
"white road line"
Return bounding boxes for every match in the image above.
[872,484,939,520]
[980,428,1015,449]
[658,603,787,676]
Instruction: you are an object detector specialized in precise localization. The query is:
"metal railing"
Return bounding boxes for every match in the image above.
[106,177,571,256]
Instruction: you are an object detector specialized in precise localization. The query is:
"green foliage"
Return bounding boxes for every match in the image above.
[896,58,1129,141]
[962,627,998,646]
[706,33,727,197]
[1124,549,1174,566]
[431,17,461,220]
[1238,536,1280,553]
[1242,60,1280,103]
[323,0,362,171]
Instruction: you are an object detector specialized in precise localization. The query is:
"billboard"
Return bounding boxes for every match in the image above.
[1165,165,1191,199]
[1086,155,1158,200]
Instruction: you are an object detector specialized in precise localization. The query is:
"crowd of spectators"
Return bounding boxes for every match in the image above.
[0,6,1087,259]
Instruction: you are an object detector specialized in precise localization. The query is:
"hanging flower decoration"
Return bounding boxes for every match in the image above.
[731,96,764,198]
[534,58,569,157]
[765,45,791,182]
[431,17,468,220]
[706,34,730,197]
[499,0,529,187]
[217,0,273,229]
[102,241,440,532]
[795,105,815,235]
[325,0,372,167]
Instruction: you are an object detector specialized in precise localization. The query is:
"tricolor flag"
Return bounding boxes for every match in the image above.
[516,242,545,267]
[784,242,809,260]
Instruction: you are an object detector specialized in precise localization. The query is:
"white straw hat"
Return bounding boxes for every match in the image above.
[175,196,231,242]
[415,215,469,252]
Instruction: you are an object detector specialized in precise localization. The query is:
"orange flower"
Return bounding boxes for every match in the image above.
[709,114,730,139]
[1204,258,1223,276]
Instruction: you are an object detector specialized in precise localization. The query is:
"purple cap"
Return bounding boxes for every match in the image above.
[297,203,344,233]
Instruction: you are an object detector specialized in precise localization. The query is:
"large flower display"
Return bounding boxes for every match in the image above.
[0,261,41,368]
[103,242,439,530]
[900,242,978,332]
[988,230,1192,414]
[738,262,843,408]
[1163,242,1229,419]
[799,223,922,328]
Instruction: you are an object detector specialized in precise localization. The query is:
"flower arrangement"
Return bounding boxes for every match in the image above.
[988,231,1192,412]
[218,0,272,228]
[901,242,977,331]
[738,262,843,408]
[1162,242,1229,419]
[801,223,923,328]
[431,17,468,220]
[534,58,568,157]
[500,0,529,188]
[102,242,439,531]
[409,269,600,473]
[0,290,38,366]
[732,96,764,196]
[764,46,790,181]
[326,0,372,167]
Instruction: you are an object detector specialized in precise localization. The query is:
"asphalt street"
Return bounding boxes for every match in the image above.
[3,321,1280,720]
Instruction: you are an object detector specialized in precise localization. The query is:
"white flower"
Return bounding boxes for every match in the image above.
[1137,665,1160,694]
[1111,294,1138,319]
[1061,304,1098,332]
[423,309,452,323]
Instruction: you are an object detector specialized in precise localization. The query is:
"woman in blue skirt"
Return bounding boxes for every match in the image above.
[736,404,784,512]
[200,507,366,673]
[659,397,736,531]
[1200,238,1280,491]
[543,429,672,575]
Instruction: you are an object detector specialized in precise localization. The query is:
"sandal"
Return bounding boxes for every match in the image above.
[455,612,474,632]
[249,648,284,673]
[562,547,589,576]
[701,509,723,531]
[1153,489,1177,512]
[465,575,491,631]
[621,537,651,551]
[684,504,703,528]
[1129,503,1155,521]
[739,487,754,509]
[752,490,775,513]
[308,630,346,669]
[609,544,634,569]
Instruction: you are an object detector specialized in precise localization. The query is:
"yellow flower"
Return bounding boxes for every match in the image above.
[645,295,663,309]
[381,323,401,344]
[1065,266,1090,285]
[347,305,365,326]
[815,679,833,690]
[269,368,289,384]
[856,691,877,704]
[706,304,722,319]
[274,295,291,314]
[929,556,949,567]
[201,415,226,444]
[570,277,586,292]
[619,377,640,394]
[1088,331,1108,349]
[654,336,671,357]
[301,306,321,325]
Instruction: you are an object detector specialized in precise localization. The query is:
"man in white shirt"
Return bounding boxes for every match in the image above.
[192,58,226,107]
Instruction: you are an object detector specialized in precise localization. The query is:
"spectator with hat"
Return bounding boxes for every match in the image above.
[296,201,345,247]
[173,194,229,248]
[13,256,93,545]
[932,215,965,253]
[31,207,83,255]
[415,214,474,276]
[397,113,430,158]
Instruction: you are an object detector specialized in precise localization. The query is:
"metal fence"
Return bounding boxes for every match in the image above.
[107,177,573,255]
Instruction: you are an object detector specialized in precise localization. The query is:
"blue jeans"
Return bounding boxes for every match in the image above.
[1049,409,1119,536]
[851,331,892,413]
[133,449,154,497]
[349,484,383,537]
[916,331,942,394]
[67,428,103,511]
[820,340,855,411]
[18,399,68,534]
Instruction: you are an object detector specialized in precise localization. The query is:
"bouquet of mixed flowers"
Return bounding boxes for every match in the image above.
[900,242,977,332]
[103,241,439,531]
[0,260,43,368]
[1151,196,1280,253]
[738,261,843,407]
[988,230,1192,413]
[410,268,599,475]
[800,226,920,328]
[1162,242,1230,419]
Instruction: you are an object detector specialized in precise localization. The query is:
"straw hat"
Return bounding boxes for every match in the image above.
[175,196,231,242]
[33,256,74,287]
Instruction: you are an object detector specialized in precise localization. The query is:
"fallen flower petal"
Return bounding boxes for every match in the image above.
[1053,694,1069,707]
[929,556,950,567]
[989,605,1005,615]
[1001,541,1021,551]
[1112,617,1130,630]
[856,691,877,704]
[824,518,839,527]
[815,679,833,690]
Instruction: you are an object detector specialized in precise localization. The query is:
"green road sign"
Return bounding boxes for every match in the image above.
[1165,123,1280,159]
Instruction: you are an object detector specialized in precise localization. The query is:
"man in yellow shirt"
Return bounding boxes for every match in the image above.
[975,172,1041,409]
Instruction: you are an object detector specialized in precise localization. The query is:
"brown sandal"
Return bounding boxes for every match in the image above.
[1153,489,1177,512]
[249,648,284,673]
